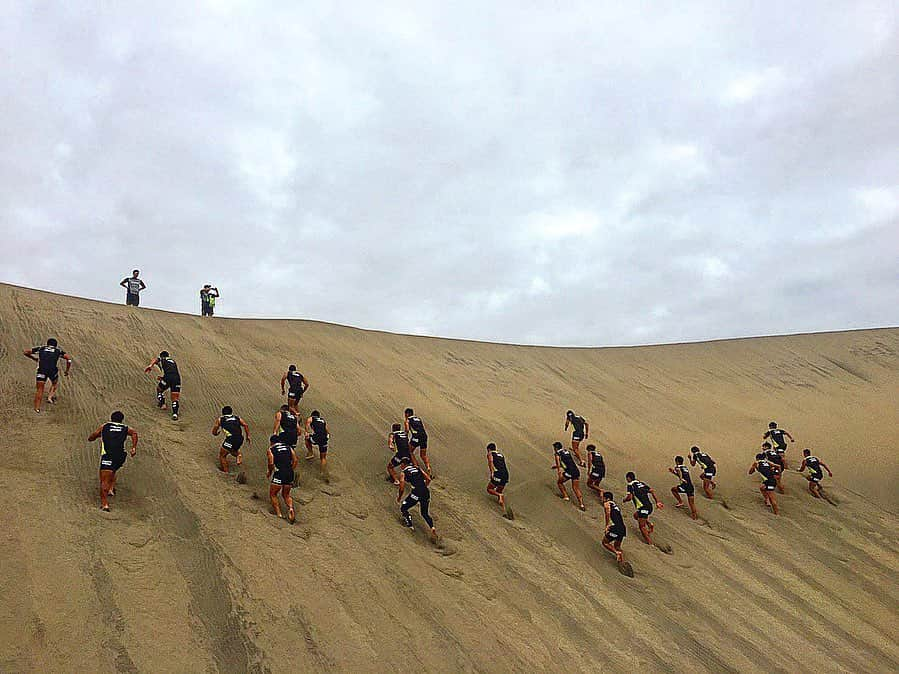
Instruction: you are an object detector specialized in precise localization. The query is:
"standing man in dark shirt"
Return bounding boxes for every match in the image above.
[212,406,251,473]
[199,285,220,317]
[280,365,309,416]
[564,410,589,461]
[88,411,138,512]
[763,421,795,469]
[485,442,509,512]
[669,455,698,519]
[689,446,717,499]
[798,448,834,500]
[624,472,664,544]
[396,457,438,541]
[144,351,182,420]
[553,441,586,511]
[404,408,432,476]
[23,338,72,413]
[120,270,146,306]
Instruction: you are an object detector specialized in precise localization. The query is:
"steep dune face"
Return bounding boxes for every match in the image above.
[1,283,897,673]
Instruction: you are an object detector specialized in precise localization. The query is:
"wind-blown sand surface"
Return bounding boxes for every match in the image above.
[0,283,897,673]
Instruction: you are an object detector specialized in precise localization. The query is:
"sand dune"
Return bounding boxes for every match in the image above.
[0,283,897,673]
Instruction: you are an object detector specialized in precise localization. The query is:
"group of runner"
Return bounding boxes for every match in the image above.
[22,335,839,567]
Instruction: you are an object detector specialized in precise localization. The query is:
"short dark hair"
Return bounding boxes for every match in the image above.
[762,441,772,449]
[625,471,636,481]
[486,442,496,450]
[132,269,139,274]
[222,406,233,415]
[566,410,574,417]
[769,421,777,428]
[160,350,169,358]
[675,455,684,464]
[288,364,296,371]
[586,444,596,452]
[756,453,765,460]
[603,491,614,500]
[47,337,58,347]
[269,434,280,444]
[280,404,289,411]
[111,411,124,422]
[404,408,414,416]
[311,410,320,418]
[803,448,811,456]
[392,422,401,431]
[552,441,563,450]
[690,446,700,453]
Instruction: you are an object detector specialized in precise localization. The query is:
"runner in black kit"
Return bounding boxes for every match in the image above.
[88,411,138,512]
[749,452,780,515]
[404,408,433,476]
[387,423,414,484]
[601,491,627,563]
[624,472,664,544]
[23,338,72,413]
[280,365,309,415]
[485,442,509,511]
[669,456,698,519]
[689,446,717,499]
[267,435,297,522]
[564,411,589,463]
[799,448,833,500]
[212,406,250,473]
[761,442,786,493]
[585,443,606,495]
[273,405,301,450]
[120,269,146,306]
[553,441,586,510]
[144,351,182,420]
[396,457,438,541]
[304,410,330,471]
[763,421,795,469]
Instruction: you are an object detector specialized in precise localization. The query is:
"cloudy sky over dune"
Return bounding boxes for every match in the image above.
[2,2,897,345]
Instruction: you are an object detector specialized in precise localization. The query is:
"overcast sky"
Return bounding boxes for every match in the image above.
[2,2,897,346]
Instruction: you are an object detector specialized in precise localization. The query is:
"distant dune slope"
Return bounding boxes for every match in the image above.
[1,283,897,673]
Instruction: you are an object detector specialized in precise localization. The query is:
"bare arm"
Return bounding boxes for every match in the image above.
[241,418,251,441]
[291,449,298,470]
[273,412,281,435]
[689,454,697,466]
[144,357,159,374]
[301,375,309,391]
[62,354,72,375]
[649,487,663,507]
[785,431,795,442]
[23,348,38,362]
[266,450,274,478]
[211,418,222,436]
[128,428,139,456]
[280,374,287,393]
[603,502,611,529]
[748,462,757,475]
[572,446,585,466]
[821,461,833,476]
[388,433,395,451]
[564,418,570,431]
[798,459,807,472]
[584,421,589,438]
[139,280,146,290]
[87,424,104,442]
[404,418,411,433]
[396,473,406,503]
[120,278,128,288]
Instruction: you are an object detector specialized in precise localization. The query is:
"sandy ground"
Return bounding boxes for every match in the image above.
[0,283,897,673]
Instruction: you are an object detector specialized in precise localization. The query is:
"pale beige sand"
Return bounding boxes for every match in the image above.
[1,283,896,673]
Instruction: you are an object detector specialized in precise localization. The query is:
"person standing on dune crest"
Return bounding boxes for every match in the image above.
[564,411,589,464]
[763,421,794,469]
[689,446,717,499]
[88,411,138,512]
[120,269,146,306]
[624,472,663,544]
[749,453,780,515]
[553,441,586,511]
[23,338,72,413]
[199,284,219,316]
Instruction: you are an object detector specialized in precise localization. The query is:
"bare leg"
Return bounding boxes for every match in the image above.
[99,470,113,510]
[320,452,327,471]
[601,539,623,562]
[219,448,230,472]
[269,485,282,518]
[33,382,45,412]
[47,380,59,402]
[671,486,684,507]
[587,479,603,495]
[557,478,569,500]
[571,480,585,509]
[305,437,315,460]
[769,493,779,515]
[283,486,295,522]
[387,463,399,485]
[420,449,433,474]
[688,495,698,520]
[702,479,714,499]
[638,518,653,545]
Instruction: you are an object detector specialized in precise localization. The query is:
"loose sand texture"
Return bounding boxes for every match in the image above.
[1,283,897,673]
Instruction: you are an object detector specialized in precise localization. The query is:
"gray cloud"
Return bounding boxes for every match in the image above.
[2,2,897,345]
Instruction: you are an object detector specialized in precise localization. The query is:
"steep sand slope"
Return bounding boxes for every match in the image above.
[0,283,897,673]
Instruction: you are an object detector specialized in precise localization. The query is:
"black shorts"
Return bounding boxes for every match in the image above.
[702,469,716,480]
[636,504,653,518]
[100,453,126,472]
[561,466,580,481]
[271,468,294,486]
[159,379,181,393]
[589,468,605,481]
[571,434,584,443]
[287,388,304,401]
[676,483,695,496]
[491,472,509,488]
[808,473,823,484]
[391,453,410,468]
[402,490,430,508]
[126,292,140,306]
[604,527,626,542]
[222,435,244,454]
[279,433,298,449]
[309,435,328,452]
[36,369,59,383]
[774,444,787,455]
[770,456,785,468]
[763,478,777,491]
[410,434,428,450]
